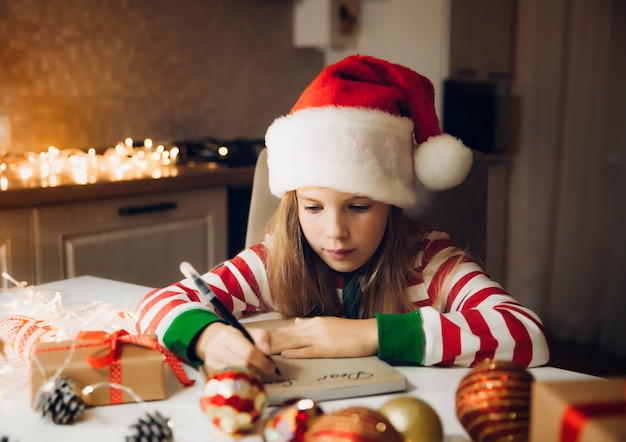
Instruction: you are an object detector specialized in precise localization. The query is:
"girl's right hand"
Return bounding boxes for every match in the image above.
[195,322,276,376]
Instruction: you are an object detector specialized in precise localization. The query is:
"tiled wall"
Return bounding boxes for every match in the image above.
[0,0,323,152]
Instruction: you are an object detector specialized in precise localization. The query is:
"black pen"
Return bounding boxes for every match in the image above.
[179,261,281,376]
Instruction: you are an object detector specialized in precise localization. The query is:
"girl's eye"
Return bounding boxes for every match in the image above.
[349,205,370,212]
[304,205,322,213]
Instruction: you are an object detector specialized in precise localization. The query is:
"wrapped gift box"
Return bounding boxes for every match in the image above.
[529,377,626,442]
[30,331,191,406]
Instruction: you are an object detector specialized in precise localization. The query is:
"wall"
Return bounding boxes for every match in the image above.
[324,0,450,113]
[0,0,323,153]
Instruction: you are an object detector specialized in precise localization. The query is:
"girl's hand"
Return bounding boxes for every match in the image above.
[195,322,276,376]
[269,317,378,358]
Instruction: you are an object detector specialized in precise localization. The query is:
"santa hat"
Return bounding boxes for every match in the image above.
[265,55,472,209]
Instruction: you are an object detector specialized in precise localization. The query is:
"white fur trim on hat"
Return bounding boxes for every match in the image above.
[414,134,473,191]
[265,106,419,208]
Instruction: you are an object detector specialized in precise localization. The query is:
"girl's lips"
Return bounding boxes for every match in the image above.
[326,249,352,260]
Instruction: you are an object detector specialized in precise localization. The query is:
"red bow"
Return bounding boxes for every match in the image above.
[560,381,626,442]
[78,330,195,403]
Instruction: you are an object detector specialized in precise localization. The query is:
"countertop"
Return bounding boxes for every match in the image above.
[0,162,255,209]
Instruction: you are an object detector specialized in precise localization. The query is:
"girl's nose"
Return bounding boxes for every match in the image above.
[325,211,348,239]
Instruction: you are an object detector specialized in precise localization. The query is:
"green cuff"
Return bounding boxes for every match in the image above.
[162,309,224,366]
[375,310,425,364]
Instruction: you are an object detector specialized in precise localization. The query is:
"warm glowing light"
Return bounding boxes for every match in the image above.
[1,177,7,190]
[6,138,180,186]
[19,168,33,179]
[217,146,229,157]
[46,174,60,187]
[71,168,88,185]
[40,162,51,178]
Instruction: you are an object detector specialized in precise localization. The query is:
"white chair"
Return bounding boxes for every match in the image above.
[245,148,488,264]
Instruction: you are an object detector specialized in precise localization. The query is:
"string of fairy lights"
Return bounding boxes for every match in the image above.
[0,138,180,190]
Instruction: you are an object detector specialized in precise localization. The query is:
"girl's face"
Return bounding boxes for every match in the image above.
[296,186,389,273]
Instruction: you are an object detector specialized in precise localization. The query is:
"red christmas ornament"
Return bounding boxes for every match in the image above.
[304,406,403,442]
[455,359,534,442]
[200,367,268,434]
[264,397,324,442]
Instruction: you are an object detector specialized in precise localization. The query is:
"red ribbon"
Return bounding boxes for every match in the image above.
[560,382,626,442]
[76,330,195,404]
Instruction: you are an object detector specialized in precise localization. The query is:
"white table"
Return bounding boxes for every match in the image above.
[0,276,596,441]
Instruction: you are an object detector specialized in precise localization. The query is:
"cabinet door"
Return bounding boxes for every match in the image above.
[35,188,227,287]
[0,208,36,288]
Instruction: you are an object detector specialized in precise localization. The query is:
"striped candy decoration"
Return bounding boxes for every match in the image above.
[0,315,62,362]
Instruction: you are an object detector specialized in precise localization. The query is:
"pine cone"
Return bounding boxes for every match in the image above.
[34,376,86,425]
[126,412,173,442]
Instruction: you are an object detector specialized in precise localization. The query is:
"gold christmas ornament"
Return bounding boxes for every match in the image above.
[455,359,534,442]
[379,396,443,442]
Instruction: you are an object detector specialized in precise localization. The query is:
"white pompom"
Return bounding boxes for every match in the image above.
[414,134,473,191]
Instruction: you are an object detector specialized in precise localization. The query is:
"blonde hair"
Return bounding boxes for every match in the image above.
[266,191,431,318]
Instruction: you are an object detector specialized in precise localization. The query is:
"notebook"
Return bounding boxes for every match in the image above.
[248,318,407,406]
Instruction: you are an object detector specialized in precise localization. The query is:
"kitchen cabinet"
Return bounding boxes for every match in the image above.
[0,208,36,288]
[35,187,227,288]
[1,187,227,289]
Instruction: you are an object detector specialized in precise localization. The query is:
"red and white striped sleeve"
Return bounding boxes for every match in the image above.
[133,244,275,340]
[412,230,549,367]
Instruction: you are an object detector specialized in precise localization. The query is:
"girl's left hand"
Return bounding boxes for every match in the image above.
[269,316,378,358]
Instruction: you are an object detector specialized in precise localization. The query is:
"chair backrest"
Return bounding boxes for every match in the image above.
[245,148,488,264]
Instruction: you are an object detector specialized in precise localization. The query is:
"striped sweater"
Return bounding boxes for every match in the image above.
[133,229,550,368]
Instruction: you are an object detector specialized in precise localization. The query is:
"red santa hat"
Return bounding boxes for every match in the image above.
[265,55,472,209]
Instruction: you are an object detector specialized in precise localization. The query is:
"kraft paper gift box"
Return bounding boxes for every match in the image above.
[529,378,626,442]
[30,330,194,407]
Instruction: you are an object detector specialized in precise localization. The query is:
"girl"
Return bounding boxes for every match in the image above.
[133,55,550,375]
